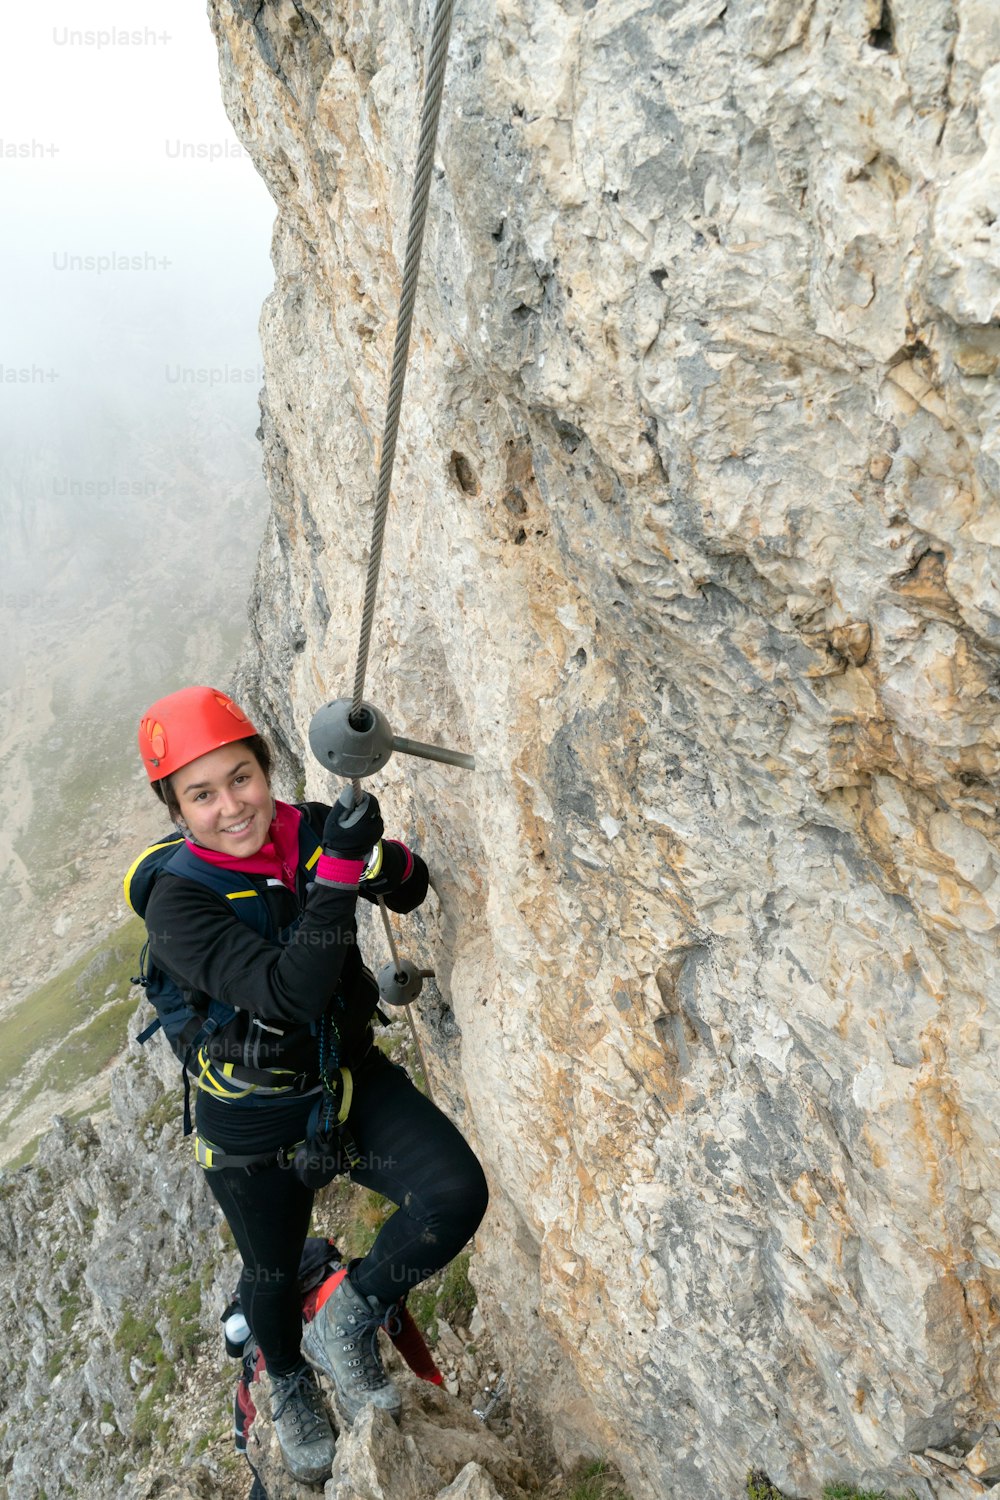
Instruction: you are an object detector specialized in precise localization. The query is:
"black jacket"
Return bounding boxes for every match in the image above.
[143,801,428,1073]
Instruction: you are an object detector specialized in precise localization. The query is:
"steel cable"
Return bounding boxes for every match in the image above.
[350,0,456,720]
[345,0,456,1101]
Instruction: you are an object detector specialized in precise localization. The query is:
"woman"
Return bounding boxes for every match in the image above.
[133,685,489,1485]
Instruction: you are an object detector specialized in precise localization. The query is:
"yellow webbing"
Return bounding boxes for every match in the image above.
[193,1049,301,1098]
[122,837,184,911]
[194,1134,305,1172]
[194,1135,216,1168]
[194,1049,256,1100]
[338,1066,353,1123]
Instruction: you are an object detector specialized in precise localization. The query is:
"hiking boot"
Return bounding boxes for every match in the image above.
[302,1268,403,1424]
[268,1361,336,1483]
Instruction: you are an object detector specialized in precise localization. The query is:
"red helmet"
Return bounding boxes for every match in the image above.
[138,686,258,783]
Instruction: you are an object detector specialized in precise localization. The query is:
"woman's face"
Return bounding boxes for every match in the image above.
[172,745,274,855]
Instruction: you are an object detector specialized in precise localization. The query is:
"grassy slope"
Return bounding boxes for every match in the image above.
[0,915,147,1093]
[0,916,149,1160]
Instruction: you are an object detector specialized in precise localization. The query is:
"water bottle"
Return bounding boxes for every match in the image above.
[222,1302,251,1357]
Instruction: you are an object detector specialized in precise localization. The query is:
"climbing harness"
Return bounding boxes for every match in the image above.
[193,1136,301,1172]
[308,0,472,1100]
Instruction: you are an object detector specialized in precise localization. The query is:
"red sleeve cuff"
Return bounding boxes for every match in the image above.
[385,839,414,881]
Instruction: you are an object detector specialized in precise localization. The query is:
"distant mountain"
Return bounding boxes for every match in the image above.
[0,375,268,1034]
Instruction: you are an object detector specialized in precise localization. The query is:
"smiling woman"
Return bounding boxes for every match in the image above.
[130,684,488,1485]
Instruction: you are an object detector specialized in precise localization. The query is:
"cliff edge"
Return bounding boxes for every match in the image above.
[200,2,1000,1496]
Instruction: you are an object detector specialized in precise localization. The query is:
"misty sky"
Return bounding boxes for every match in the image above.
[0,2,283,912]
[1,0,276,575]
[3,2,275,360]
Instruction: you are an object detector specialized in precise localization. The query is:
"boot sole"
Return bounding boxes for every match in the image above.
[279,1451,335,1485]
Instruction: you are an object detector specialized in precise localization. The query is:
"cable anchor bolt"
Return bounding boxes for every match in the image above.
[308,698,475,779]
[378,961,434,1007]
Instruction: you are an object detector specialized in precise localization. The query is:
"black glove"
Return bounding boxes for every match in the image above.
[322,789,384,860]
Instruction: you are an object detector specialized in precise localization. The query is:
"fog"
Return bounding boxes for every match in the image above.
[0,2,278,989]
[1,5,274,621]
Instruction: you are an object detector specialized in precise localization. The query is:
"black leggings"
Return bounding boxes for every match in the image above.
[201,1054,489,1376]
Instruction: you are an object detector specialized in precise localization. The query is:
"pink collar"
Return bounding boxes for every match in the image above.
[184,799,303,890]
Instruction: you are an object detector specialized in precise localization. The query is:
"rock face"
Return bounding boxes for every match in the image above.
[0,1020,225,1500]
[206,2,1000,1497]
[248,1387,529,1500]
[0,1017,536,1500]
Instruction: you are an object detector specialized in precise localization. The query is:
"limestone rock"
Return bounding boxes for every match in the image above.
[927,65,1000,325]
[134,1470,223,1499]
[0,1063,223,1499]
[399,1375,532,1496]
[202,2,1000,1498]
[328,1404,445,1499]
[966,1429,1000,1482]
[435,1463,511,1499]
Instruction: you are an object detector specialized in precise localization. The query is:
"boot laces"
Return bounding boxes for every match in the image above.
[271,1365,329,1445]
[345,1301,401,1391]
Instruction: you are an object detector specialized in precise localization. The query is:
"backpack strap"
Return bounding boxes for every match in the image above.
[123,836,186,917]
[296,809,323,896]
[162,843,276,939]
[130,844,275,1063]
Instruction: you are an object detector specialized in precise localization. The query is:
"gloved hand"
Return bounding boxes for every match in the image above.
[322,788,384,860]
